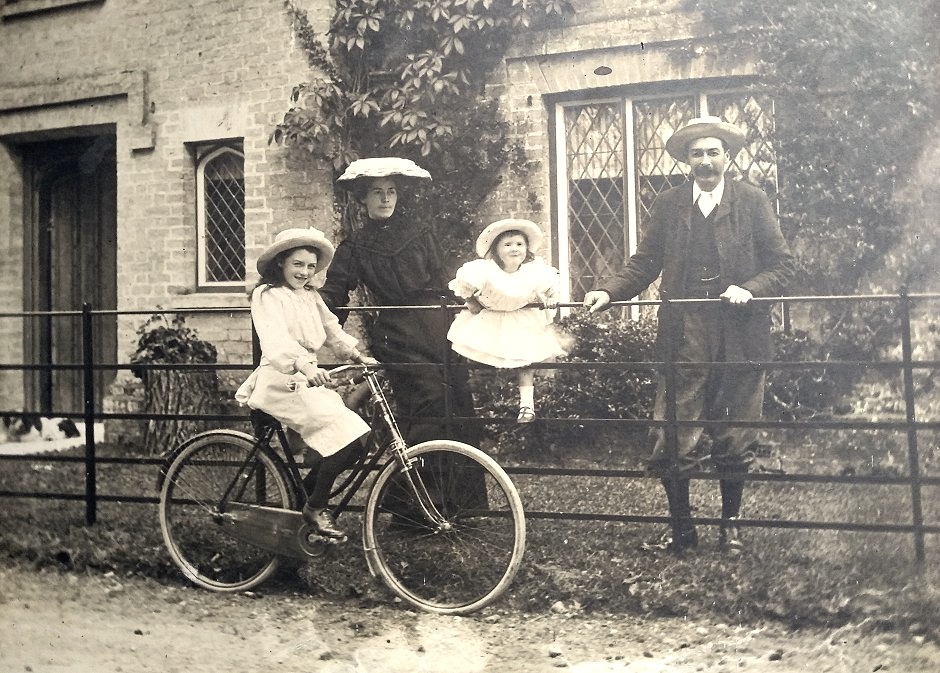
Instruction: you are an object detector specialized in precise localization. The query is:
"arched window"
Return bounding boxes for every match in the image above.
[196,144,245,290]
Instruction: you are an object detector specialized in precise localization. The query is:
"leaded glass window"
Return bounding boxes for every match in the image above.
[196,144,245,289]
[563,102,626,300]
[556,90,777,309]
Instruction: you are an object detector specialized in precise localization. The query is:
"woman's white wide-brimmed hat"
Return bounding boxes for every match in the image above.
[256,227,335,277]
[336,157,432,188]
[475,218,544,258]
[665,116,746,163]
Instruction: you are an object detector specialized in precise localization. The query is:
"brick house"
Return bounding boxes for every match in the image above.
[0,0,337,427]
[3,1,930,434]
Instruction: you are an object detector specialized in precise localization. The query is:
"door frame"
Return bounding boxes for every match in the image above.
[21,134,118,413]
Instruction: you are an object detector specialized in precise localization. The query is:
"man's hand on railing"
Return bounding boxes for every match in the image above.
[720,285,754,305]
[582,290,612,313]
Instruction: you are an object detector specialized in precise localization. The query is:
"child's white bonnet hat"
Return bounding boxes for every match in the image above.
[475,219,544,258]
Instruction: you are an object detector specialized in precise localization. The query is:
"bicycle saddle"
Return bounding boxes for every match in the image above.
[249,409,279,437]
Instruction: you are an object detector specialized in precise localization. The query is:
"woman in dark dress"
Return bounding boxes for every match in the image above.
[319,157,480,449]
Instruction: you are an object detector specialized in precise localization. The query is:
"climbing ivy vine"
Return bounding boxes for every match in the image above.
[272,0,572,253]
[690,0,938,295]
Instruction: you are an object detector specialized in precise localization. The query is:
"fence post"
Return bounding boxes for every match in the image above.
[661,299,679,466]
[660,299,683,537]
[898,288,925,563]
[440,296,453,439]
[81,302,97,526]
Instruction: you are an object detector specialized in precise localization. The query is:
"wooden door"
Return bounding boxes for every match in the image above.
[24,135,117,414]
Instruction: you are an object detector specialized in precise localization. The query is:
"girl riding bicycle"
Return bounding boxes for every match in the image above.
[235,227,377,539]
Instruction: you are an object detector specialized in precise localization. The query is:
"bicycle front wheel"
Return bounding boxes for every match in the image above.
[363,440,526,615]
[159,430,295,592]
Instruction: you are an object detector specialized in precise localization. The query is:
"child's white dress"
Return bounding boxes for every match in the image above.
[447,257,568,368]
[235,285,369,456]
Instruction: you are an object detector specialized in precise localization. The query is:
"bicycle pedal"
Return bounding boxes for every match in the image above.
[308,532,347,545]
[297,527,346,556]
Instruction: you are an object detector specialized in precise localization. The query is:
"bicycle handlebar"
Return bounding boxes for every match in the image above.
[327,363,376,385]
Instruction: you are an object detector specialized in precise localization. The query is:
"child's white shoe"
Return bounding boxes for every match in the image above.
[516,406,536,424]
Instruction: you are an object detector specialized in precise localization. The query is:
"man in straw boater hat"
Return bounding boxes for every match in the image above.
[583,116,796,554]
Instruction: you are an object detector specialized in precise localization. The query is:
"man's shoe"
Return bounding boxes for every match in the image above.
[718,518,744,554]
[302,505,347,539]
[641,526,698,554]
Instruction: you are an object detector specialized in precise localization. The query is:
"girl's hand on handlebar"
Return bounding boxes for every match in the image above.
[303,366,332,387]
[354,355,380,366]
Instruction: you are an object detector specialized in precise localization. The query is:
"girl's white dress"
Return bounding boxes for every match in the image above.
[447,257,568,368]
[235,285,370,456]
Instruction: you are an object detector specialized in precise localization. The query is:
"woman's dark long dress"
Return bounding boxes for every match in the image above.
[319,214,485,509]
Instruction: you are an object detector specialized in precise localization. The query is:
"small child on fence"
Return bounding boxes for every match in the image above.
[447,219,570,423]
[235,227,378,539]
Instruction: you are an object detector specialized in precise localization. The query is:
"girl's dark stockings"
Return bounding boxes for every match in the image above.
[303,442,360,508]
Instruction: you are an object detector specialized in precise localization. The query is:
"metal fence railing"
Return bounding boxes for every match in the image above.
[1,293,938,562]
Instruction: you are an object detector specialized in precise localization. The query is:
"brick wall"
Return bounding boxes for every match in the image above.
[0,0,336,440]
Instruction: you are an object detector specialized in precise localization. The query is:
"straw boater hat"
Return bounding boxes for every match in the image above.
[336,157,432,190]
[665,116,746,163]
[475,219,544,259]
[256,227,335,278]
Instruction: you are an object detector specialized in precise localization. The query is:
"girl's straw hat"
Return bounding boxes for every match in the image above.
[256,227,335,277]
[475,219,544,258]
[664,116,746,163]
[336,157,432,189]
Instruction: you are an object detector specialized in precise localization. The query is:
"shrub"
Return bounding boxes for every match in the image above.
[129,313,218,375]
[765,302,899,420]
[129,314,220,454]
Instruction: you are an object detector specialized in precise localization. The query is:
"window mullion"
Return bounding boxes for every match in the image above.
[622,98,638,321]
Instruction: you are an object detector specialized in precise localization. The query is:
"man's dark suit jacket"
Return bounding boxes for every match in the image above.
[598,179,796,362]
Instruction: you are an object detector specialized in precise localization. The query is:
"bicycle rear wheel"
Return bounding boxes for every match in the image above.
[159,430,295,592]
[363,440,526,615]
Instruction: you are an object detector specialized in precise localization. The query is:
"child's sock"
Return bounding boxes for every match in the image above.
[519,385,535,410]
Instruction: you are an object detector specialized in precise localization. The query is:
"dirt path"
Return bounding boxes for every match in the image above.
[2,563,939,673]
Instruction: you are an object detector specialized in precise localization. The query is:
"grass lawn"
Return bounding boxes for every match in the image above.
[0,432,937,640]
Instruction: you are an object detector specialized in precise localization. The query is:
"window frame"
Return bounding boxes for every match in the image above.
[194,142,246,292]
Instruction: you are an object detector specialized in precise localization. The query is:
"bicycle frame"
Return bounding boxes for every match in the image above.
[159,363,527,611]
[225,365,450,533]
[326,365,450,529]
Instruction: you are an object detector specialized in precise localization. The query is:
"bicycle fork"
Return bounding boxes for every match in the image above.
[390,440,452,531]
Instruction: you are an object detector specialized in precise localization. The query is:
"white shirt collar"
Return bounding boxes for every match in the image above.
[693,178,725,216]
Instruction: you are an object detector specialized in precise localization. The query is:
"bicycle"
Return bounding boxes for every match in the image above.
[157,364,526,615]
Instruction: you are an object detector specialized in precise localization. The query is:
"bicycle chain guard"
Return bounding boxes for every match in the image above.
[219,503,343,559]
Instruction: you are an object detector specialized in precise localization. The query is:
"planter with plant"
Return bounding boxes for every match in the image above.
[129,313,220,455]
